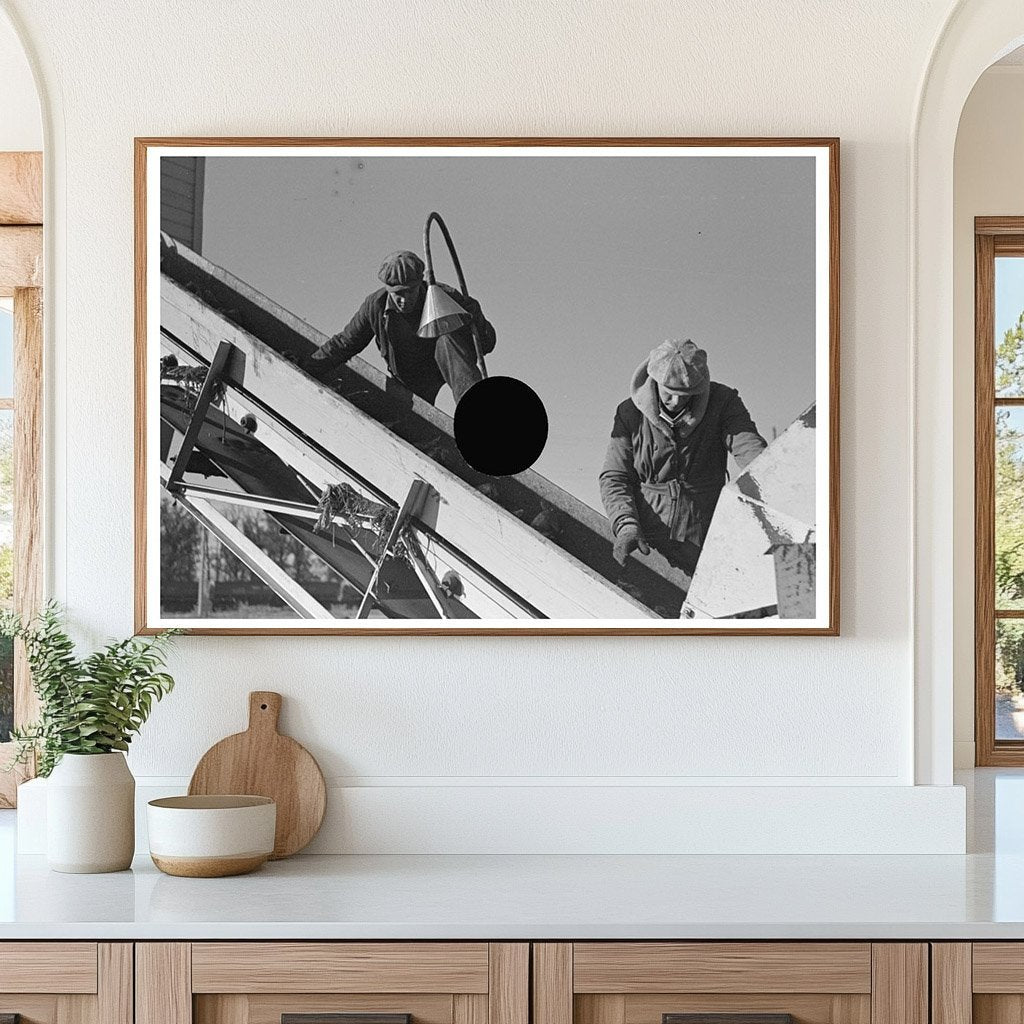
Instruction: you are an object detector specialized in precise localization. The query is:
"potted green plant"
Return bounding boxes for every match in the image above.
[2,603,178,873]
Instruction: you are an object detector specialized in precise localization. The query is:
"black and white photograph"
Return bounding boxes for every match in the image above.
[137,139,838,634]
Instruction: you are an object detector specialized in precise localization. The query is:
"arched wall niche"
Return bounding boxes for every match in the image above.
[914,0,1024,785]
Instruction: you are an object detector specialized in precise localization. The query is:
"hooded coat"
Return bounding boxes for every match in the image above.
[599,360,767,569]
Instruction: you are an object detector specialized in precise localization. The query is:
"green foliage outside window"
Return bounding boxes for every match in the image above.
[996,311,1024,694]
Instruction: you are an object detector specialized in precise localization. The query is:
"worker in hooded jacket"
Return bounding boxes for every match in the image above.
[600,338,767,573]
[303,250,496,406]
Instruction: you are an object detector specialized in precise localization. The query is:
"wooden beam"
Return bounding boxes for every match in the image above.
[976,216,1024,236]
[154,235,693,610]
[0,153,42,225]
[164,339,231,489]
[161,282,654,619]
[0,226,42,294]
[162,340,527,618]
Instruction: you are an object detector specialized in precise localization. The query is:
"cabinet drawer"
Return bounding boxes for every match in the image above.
[534,943,926,1024]
[139,942,528,1024]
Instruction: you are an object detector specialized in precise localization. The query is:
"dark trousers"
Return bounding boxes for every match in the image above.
[413,331,482,405]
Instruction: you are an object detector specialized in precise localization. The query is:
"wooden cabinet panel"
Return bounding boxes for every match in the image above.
[974,946,1024,993]
[139,942,526,1024]
[191,944,490,995]
[488,944,528,1024]
[0,944,98,994]
[534,945,572,1024]
[931,944,971,1024]
[573,944,873,994]
[871,945,927,1024]
[137,944,192,1024]
[0,943,129,1024]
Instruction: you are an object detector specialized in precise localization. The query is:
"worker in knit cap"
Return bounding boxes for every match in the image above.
[599,338,766,575]
[304,249,496,405]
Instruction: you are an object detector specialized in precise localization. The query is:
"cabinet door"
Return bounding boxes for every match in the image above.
[0,943,131,1024]
[534,944,927,1024]
[943,943,1024,1024]
[137,943,528,1024]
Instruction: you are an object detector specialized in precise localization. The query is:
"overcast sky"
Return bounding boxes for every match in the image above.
[197,153,817,512]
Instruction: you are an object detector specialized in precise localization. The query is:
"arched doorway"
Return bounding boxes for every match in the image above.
[914,1,1024,785]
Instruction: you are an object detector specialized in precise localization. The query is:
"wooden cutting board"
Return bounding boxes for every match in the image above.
[188,691,326,859]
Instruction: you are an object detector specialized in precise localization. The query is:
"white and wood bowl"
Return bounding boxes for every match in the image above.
[147,795,276,877]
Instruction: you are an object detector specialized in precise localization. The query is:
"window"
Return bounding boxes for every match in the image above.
[976,219,1024,764]
[0,303,13,745]
[0,150,43,806]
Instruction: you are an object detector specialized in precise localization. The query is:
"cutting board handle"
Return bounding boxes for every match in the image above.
[248,691,282,734]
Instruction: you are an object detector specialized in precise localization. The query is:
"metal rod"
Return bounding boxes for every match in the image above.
[356,479,431,619]
[165,339,232,490]
[423,211,488,379]
[404,534,451,619]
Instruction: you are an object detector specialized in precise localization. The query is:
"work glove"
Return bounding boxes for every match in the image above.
[613,525,650,565]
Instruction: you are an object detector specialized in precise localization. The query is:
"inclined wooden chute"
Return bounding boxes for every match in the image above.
[157,235,692,621]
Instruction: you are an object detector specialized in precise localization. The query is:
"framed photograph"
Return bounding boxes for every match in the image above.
[135,137,838,635]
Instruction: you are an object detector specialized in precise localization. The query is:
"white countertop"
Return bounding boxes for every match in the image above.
[0,849,1022,940]
[1,769,1021,941]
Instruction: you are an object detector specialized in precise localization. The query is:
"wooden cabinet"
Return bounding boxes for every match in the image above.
[932,943,1024,1024]
[532,944,928,1024]
[136,944,528,1024]
[0,938,956,1024]
[0,943,132,1024]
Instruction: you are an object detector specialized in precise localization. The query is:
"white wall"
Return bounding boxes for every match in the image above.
[2,0,973,852]
[952,66,1024,767]
[0,10,40,152]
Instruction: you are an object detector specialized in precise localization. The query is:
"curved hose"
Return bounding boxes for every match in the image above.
[423,212,487,379]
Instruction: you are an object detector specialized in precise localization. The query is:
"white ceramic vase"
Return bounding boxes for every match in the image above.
[46,752,135,873]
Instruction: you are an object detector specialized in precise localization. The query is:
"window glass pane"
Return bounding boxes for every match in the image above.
[0,307,12,400]
[0,409,12,742]
[996,256,1024,397]
[997,620,1024,740]
[997,407,1024,609]
[159,493,357,619]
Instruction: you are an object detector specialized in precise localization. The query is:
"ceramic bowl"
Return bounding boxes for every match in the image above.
[147,795,276,877]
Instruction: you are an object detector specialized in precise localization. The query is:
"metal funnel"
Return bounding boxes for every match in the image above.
[418,283,473,339]
[419,211,488,378]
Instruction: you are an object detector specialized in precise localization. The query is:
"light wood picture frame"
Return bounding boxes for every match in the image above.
[135,137,839,635]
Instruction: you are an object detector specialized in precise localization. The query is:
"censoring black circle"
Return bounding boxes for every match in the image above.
[453,376,548,476]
